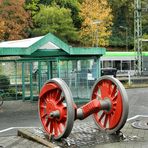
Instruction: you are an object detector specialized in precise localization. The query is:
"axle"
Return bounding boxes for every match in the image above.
[49,99,112,120]
[76,99,112,120]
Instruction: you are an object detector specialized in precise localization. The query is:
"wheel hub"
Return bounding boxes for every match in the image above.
[101,98,112,113]
[49,110,60,118]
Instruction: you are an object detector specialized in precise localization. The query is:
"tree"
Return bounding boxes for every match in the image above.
[46,0,82,29]
[80,0,113,47]
[0,0,32,41]
[32,5,78,43]
[109,0,134,48]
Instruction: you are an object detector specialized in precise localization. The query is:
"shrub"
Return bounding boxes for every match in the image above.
[0,75,10,91]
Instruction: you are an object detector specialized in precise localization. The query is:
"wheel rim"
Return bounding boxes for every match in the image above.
[91,76,128,134]
[39,78,75,140]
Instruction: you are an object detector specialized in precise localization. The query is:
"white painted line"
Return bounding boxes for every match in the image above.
[127,115,148,122]
[0,127,14,133]
[0,127,41,133]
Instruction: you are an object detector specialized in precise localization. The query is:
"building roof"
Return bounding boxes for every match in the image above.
[0,33,105,57]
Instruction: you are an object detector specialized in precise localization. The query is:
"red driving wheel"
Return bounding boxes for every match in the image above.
[91,76,128,134]
[38,78,75,140]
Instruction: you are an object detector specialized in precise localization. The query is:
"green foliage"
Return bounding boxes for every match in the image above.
[38,0,51,5]
[0,75,10,91]
[25,0,40,16]
[142,34,148,51]
[41,0,82,29]
[32,5,78,43]
[142,0,148,35]
[143,34,148,39]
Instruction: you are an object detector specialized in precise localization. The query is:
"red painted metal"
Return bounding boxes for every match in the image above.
[78,99,101,119]
[39,82,67,138]
[91,79,123,129]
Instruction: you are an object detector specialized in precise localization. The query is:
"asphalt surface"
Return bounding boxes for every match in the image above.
[127,87,148,117]
[0,87,148,138]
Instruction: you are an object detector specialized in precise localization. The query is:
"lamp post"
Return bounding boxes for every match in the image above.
[120,26,128,51]
[92,20,103,47]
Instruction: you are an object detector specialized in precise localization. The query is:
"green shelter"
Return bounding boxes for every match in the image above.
[0,33,105,103]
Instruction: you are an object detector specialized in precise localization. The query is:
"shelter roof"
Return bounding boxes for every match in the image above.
[0,33,105,57]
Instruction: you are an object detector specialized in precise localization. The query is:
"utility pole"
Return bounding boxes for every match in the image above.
[92,20,103,47]
[134,0,143,75]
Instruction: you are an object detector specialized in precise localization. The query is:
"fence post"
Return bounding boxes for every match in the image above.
[22,62,25,101]
[128,71,131,86]
[30,62,33,101]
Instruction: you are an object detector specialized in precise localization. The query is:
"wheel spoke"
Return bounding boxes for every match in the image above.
[61,118,66,127]
[41,112,47,118]
[50,121,54,134]
[99,112,105,122]
[103,114,108,128]
[57,96,65,105]
[62,114,67,122]
[94,91,102,100]
[45,97,48,105]
[40,104,46,109]
[112,94,117,101]
[54,89,62,101]
[53,121,58,137]
[100,81,109,98]
[47,92,52,100]
[57,123,63,134]
[45,118,51,127]
[111,85,117,97]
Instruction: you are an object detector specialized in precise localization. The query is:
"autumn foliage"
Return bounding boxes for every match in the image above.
[0,0,32,41]
[80,0,113,47]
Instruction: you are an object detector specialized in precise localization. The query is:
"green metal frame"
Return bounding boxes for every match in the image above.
[0,33,107,102]
[14,62,18,100]
[30,62,33,101]
[22,62,25,101]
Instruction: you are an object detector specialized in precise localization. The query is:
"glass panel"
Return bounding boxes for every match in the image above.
[122,61,130,70]
[131,60,134,70]
[113,60,121,70]
[40,61,48,86]
[59,59,98,102]
[103,61,112,68]
[52,61,58,78]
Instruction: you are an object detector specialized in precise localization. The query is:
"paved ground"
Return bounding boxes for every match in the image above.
[0,87,148,147]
